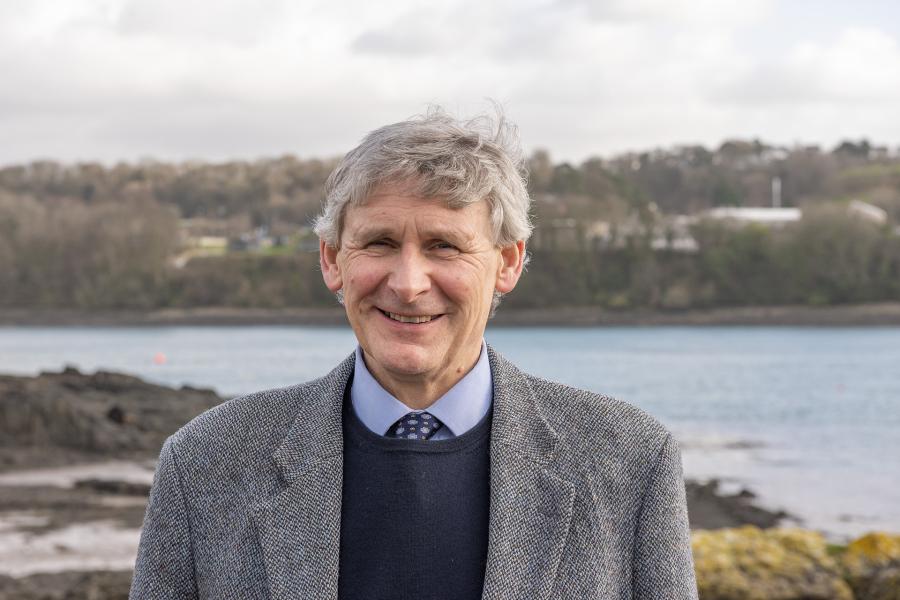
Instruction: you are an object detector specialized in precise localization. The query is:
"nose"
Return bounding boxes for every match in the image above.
[387,245,431,303]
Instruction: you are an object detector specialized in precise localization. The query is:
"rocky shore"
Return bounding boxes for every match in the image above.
[0,366,221,472]
[1,367,897,599]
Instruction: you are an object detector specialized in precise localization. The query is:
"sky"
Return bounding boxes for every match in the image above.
[2,0,900,165]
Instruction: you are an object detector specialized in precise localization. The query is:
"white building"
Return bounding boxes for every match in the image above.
[847,200,888,225]
[704,206,802,226]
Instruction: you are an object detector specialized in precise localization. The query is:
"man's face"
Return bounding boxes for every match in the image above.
[320,181,524,396]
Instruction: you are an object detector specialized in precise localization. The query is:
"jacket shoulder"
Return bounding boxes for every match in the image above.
[523,372,673,467]
[163,377,324,474]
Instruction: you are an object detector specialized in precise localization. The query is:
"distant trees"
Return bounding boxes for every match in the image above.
[0,156,336,226]
[0,194,178,308]
[166,253,335,309]
[505,209,900,311]
[781,205,900,304]
[692,221,782,305]
[0,139,897,311]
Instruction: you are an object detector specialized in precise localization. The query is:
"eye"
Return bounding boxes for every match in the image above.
[431,241,459,253]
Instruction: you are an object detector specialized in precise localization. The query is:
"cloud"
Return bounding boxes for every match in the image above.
[0,0,899,165]
[351,9,456,56]
[349,1,566,59]
[711,27,900,105]
[114,0,289,46]
[568,0,774,25]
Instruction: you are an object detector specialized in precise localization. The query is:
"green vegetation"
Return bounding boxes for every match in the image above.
[0,138,898,311]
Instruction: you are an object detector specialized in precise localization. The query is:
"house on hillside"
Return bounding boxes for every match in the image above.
[530,218,583,250]
[653,214,699,252]
[847,200,888,225]
[704,206,802,226]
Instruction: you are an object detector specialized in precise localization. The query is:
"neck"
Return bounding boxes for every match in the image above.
[363,345,482,410]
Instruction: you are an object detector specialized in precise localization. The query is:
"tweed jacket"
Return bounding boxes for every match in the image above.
[130,345,698,599]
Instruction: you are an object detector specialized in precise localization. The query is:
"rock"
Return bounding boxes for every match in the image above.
[687,479,789,530]
[105,405,126,424]
[867,566,900,600]
[0,367,222,471]
[841,532,900,600]
[692,526,854,600]
[73,478,152,496]
[0,570,131,599]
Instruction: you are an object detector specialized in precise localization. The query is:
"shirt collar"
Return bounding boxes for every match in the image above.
[350,341,493,437]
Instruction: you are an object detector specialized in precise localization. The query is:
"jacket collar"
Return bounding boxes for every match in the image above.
[253,344,575,600]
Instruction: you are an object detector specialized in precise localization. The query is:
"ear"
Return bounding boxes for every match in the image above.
[319,239,343,292]
[495,240,525,294]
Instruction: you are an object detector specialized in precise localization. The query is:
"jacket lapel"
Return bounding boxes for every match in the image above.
[251,354,353,600]
[250,347,575,600]
[481,347,577,600]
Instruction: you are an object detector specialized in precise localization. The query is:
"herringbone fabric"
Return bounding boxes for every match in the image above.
[130,345,698,599]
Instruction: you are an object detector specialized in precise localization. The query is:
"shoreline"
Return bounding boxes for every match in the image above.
[3,302,900,327]
[0,459,792,580]
[2,367,897,597]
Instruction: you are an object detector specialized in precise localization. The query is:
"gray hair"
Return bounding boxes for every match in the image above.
[314,107,533,315]
[314,107,533,249]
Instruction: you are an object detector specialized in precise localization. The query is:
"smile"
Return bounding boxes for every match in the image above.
[378,309,443,324]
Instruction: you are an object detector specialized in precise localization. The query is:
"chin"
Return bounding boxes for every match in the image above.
[371,343,436,376]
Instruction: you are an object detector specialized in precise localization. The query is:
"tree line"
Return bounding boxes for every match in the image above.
[1,138,898,311]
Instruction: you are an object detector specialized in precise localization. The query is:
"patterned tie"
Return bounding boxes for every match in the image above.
[387,411,443,440]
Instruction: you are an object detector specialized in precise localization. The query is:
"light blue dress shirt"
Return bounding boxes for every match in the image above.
[351,341,493,440]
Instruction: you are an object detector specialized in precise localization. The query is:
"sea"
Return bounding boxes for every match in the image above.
[1,324,898,542]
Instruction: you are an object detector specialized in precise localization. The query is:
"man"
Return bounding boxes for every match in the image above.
[131,110,698,599]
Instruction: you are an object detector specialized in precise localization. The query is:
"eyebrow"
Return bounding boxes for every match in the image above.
[349,224,476,244]
[348,226,393,242]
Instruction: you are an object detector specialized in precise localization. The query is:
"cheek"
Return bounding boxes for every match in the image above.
[343,260,384,299]
[438,269,493,308]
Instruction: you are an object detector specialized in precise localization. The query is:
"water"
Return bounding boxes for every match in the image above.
[1,325,898,541]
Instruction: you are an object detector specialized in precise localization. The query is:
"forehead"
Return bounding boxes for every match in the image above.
[343,182,492,238]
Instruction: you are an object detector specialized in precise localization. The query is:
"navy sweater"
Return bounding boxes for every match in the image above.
[337,382,492,600]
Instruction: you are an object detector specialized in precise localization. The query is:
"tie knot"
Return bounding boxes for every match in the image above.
[388,411,443,440]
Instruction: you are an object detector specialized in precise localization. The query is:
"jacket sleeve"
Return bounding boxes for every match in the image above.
[632,433,699,599]
[130,436,199,599]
